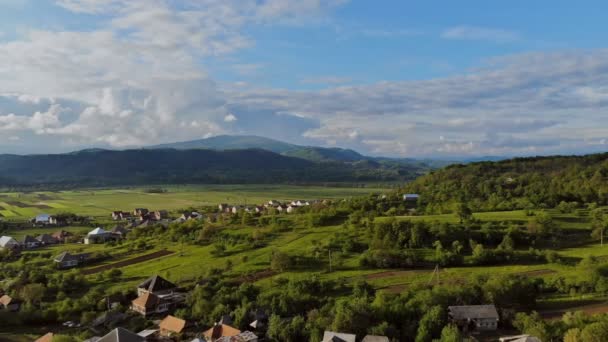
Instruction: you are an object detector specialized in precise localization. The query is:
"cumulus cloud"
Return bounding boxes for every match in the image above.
[224,113,238,122]
[1,0,608,158]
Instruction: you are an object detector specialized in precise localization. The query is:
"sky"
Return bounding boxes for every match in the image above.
[0,0,608,158]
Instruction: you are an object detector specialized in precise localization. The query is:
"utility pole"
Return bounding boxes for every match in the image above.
[328,249,332,273]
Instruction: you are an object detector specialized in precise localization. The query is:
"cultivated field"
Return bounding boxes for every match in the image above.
[0,184,385,220]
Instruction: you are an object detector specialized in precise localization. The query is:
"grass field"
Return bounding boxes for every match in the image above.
[0,184,385,220]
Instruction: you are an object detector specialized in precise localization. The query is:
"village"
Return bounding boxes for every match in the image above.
[0,192,540,342]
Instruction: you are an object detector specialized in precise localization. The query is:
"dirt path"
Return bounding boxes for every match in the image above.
[82,249,174,275]
[540,301,608,320]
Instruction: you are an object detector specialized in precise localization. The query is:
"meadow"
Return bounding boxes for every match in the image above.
[0,184,385,220]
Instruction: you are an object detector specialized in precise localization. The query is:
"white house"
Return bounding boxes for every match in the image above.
[0,236,19,249]
[84,227,114,244]
[34,214,57,226]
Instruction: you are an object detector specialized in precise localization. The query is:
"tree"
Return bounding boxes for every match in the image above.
[439,324,462,342]
[454,202,473,223]
[580,322,608,342]
[20,283,45,305]
[563,328,582,342]
[590,208,607,246]
[270,250,291,272]
[415,305,444,342]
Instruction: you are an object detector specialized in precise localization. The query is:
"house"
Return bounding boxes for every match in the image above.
[181,211,203,221]
[286,205,296,214]
[97,327,144,342]
[85,227,116,244]
[403,194,420,202]
[203,324,241,341]
[137,329,158,340]
[291,200,309,207]
[267,200,281,207]
[137,275,177,296]
[218,204,230,212]
[275,205,286,213]
[34,214,58,226]
[216,331,258,342]
[231,206,243,214]
[448,305,499,331]
[0,294,21,311]
[159,315,186,337]
[22,235,41,249]
[111,225,129,237]
[54,251,88,269]
[37,233,58,245]
[112,211,133,220]
[362,336,390,342]
[35,333,54,342]
[152,210,168,221]
[254,206,265,214]
[131,292,170,317]
[52,230,72,243]
[499,335,541,342]
[0,236,19,249]
[322,331,356,342]
[134,208,150,216]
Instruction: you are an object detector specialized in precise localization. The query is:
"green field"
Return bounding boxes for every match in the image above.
[0,184,385,220]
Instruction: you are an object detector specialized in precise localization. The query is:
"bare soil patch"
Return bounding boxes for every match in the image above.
[82,249,174,275]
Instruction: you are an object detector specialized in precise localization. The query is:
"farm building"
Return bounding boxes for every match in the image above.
[448,304,499,331]
[54,251,88,269]
[322,331,356,342]
[0,236,19,249]
[0,294,21,311]
[159,315,186,337]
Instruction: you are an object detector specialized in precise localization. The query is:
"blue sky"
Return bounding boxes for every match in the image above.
[0,0,607,158]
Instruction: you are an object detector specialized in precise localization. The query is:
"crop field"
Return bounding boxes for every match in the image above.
[0,184,385,220]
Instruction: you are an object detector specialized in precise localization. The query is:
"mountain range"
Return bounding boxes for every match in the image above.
[0,136,441,187]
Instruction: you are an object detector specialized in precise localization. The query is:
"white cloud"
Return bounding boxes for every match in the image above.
[441,25,520,43]
[224,113,238,122]
[1,1,608,158]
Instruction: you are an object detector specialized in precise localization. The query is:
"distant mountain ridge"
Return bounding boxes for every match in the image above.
[0,147,430,188]
[147,135,448,167]
[150,135,298,154]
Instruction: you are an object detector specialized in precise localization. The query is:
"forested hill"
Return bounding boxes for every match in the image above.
[403,153,608,213]
[0,148,427,188]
